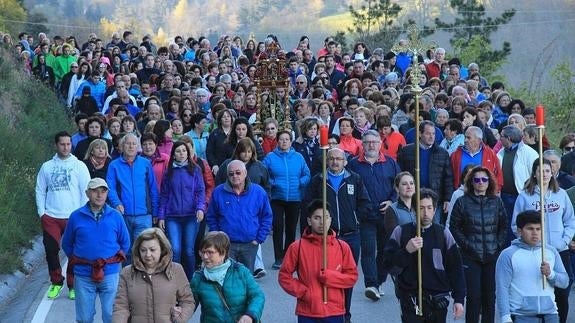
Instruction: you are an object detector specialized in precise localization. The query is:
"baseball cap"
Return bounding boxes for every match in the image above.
[87,178,109,190]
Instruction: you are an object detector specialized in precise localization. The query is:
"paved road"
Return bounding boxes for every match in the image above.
[1,236,574,322]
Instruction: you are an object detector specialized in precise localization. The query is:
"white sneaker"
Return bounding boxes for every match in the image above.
[378,284,385,297]
[364,286,380,301]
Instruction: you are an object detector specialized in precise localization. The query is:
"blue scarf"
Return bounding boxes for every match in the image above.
[203,259,231,286]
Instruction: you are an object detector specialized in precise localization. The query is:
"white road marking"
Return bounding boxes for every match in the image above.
[31,260,68,323]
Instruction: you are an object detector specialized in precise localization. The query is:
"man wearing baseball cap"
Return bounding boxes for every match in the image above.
[62,177,130,323]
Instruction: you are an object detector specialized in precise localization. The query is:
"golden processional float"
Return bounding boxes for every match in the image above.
[251,41,292,136]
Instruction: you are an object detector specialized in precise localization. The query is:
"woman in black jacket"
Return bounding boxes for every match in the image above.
[449,166,507,323]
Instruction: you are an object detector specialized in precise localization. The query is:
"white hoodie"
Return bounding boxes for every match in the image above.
[35,154,91,219]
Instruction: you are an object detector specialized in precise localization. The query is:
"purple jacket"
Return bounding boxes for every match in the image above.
[158,165,206,219]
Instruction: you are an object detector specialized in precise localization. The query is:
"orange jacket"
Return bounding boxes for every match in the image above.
[278,229,358,318]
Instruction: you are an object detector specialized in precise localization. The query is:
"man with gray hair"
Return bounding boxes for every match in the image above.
[467,62,489,88]
[106,133,159,264]
[544,149,575,189]
[425,47,445,78]
[206,160,273,272]
[348,130,401,302]
[497,125,538,244]
[450,126,502,189]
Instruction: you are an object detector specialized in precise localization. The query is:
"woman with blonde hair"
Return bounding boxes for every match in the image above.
[113,228,195,323]
[83,139,111,179]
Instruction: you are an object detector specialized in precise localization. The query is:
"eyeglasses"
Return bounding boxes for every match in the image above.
[265,127,276,131]
[473,177,489,184]
[71,66,78,68]
[228,170,243,177]
[296,81,306,84]
[183,114,192,117]
[199,249,218,257]
[564,146,575,152]
[328,157,345,161]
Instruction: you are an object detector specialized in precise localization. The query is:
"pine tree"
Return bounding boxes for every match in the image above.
[346,0,404,51]
[435,0,515,74]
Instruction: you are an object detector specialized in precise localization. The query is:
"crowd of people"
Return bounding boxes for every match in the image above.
[9,27,574,322]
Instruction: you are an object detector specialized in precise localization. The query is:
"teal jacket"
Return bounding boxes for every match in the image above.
[191,261,264,322]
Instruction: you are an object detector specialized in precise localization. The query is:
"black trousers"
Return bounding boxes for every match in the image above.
[398,290,448,323]
[271,200,300,261]
[463,257,496,323]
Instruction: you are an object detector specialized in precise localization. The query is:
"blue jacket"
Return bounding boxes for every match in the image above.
[106,155,159,216]
[207,181,272,244]
[74,79,107,109]
[263,147,311,201]
[158,165,206,219]
[62,203,130,277]
[191,260,265,322]
[347,153,400,218]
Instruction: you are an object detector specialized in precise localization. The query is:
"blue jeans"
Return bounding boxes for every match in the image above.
[123,214,152,264]
[165,216,199,278]
[513,314,559,323]
[74,274,119,323]
[229,242,258,272]
[360,218,388,288]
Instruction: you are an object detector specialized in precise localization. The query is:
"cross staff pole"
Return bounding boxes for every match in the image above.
[392,25,437,316]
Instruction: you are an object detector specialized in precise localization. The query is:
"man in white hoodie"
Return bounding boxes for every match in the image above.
[35,131,91,300]
[497,210,569,323]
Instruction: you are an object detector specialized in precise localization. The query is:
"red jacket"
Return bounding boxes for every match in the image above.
[339,134,363,157]
[450,145,503,191]
[380,130,406,160]
[278,229,358,318]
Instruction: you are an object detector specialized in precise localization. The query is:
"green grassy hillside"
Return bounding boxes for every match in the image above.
[0,49,73,273]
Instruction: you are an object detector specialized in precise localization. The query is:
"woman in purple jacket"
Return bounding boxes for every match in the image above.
[158,141,206,278]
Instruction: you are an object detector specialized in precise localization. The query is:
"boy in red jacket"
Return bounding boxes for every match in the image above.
[278,199,358,323]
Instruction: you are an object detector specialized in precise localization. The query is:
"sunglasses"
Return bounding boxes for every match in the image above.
[296,81,306,84]
[473,177,489,184]
[228,170,243,177]
[564,146,575,152]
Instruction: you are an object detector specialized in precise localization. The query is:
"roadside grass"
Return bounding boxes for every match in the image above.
[0,49,73,274]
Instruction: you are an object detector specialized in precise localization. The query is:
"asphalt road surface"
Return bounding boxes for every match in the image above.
[1,236,574,323]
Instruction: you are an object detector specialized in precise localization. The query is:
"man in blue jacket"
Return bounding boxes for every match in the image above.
[62,177,130,323]
[347,129,401,301]
[206,160,273,272]
[106,133,158,264]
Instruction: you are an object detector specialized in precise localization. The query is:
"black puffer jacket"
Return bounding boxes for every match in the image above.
[449,194,508,263]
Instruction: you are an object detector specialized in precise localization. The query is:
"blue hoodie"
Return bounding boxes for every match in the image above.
[496,238,568,322]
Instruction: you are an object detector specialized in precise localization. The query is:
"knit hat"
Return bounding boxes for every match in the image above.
[384,51,396,60]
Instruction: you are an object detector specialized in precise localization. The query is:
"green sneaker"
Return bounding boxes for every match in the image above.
[68,289,75,300]
[47,284,63,299]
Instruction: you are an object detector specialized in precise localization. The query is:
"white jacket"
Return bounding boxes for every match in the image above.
[35,154,91,219]
[497,142,539,192]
